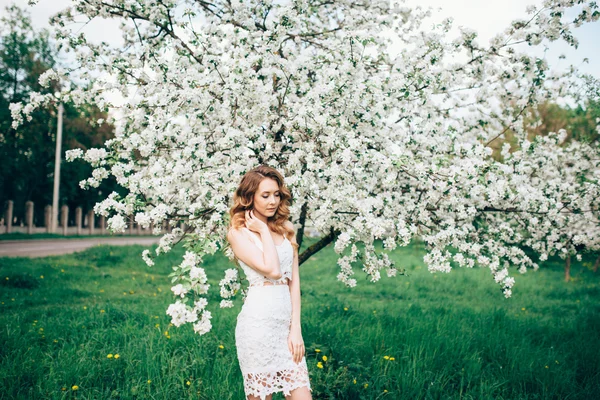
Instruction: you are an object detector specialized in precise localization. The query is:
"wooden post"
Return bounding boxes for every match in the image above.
[99,215,106,235]
[25,201,34,234]
[4,200,13,234]
[593,256,599,273]
[44,205,52,233]
[88,210,95,235]
[565,255,571,282]
[61,205,69,235]
[129,216,134,235]
[75,207,82,235]
[136,219,141,235]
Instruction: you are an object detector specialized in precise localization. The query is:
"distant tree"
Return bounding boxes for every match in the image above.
[0,4,121,227]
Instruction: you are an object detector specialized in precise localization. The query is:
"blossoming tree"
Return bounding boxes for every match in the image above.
[12,0,600,335]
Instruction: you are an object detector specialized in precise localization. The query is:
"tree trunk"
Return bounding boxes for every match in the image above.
[565,255,571,282]
[296,202,308,250]
[593,256,600,273]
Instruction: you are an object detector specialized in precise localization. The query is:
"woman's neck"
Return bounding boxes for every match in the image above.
[253,210,269,227]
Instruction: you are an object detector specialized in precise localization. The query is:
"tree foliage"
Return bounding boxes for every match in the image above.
[12,0,600,335]
[0,4,119,225]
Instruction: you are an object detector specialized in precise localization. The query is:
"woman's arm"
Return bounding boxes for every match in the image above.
[226,210,282,280]
[286,220,305,363]
[227,227,282,280]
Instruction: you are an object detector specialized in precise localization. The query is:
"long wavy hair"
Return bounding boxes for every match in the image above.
[228,165,298,252]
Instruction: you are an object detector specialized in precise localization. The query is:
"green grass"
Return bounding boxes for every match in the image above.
[0,239,599,399]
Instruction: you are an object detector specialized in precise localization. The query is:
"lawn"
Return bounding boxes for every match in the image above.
[1,238,599,399]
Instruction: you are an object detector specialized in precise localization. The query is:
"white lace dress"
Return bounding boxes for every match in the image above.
[235,227,312,399]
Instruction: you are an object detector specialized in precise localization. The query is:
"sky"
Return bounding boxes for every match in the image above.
[1,0,598,79]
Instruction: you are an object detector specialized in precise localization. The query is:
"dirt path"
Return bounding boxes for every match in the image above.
[0,237,161,258]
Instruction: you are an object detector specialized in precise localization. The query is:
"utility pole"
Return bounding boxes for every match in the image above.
[51,102,63,233]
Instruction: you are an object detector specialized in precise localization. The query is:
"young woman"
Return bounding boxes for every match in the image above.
[226,165,313,400]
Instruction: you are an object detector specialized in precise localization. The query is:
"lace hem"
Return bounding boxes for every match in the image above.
[242,365,311,400]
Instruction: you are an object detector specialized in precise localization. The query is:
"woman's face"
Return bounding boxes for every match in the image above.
[252,178,281,218]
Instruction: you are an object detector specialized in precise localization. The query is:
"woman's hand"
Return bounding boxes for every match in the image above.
[245,209,268,234]
[287,326,305,364]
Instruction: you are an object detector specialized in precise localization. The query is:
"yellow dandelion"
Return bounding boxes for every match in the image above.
[353,379,357,385]
[157,288,162,292]
[384,355,390,360]
[389,357,395,361]
[72,385,79,391]
[40,275,44,279]
[61,269,65,273]
[218,344,224,349]
[155,324,160,328]
[384,389,388,393]
[100,309,105,313]
[154,316,159,319]
[114,354,120,359]
[53,339,58,343]
[343,307,348,311]
[315,349,321,353]
[164,331,169,336]
[322,355,327,362]
[186,381,191,386]
[129,290,134,294]
[123,292,127,295]
[5,277,8,280]
[316,362,323,369]
[544,365,548,369]
[147,380,152,384]
[364,383,369,389]
[99,289,104,292]
[83,306,87,310]
[166,335,171,339]
[61,387,66,391]
[153,293,157,296]
[521,307,526,311]
[107,354,113,358]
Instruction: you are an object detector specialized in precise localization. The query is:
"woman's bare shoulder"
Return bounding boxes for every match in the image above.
[227,226,247,242]
[283,220,294,231]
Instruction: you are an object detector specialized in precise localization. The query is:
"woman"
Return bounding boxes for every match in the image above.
[226,165,313,400]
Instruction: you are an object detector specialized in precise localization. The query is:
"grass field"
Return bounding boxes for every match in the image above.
[1,238,599,399]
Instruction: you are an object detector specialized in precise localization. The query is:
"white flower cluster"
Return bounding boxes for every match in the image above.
[10,0,600,335]
[219,268,241,308]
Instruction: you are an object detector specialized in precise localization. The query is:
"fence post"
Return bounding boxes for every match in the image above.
[75,207,82,235]
[99,215,106,235]
[61,205,69,235]
[88,210,95,235]
[4,200,13,234]
[45,205,52,233]
[129,216,134,235]
[26,201,34,234]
